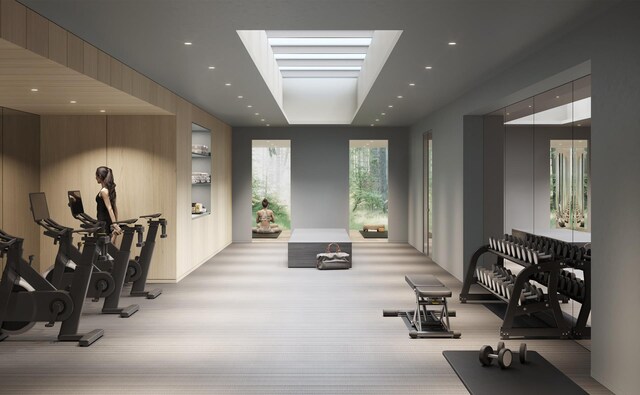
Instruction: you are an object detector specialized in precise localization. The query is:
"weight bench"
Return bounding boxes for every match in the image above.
[384,274,461,339]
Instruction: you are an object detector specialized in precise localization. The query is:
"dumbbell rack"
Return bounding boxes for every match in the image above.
[460,235,572,339]
[517,231,591,339]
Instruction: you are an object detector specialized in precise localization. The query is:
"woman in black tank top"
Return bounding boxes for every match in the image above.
[95,166,122,240]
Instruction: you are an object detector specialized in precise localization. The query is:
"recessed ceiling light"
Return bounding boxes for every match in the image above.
[448,42,457,46]
[261,119,265,121]
[528,105,532,108]
[397,95,403,99]
[381,113,386,115]
[266,124,270,126]
[208,66,215,69]
[247,105,253,108]
[225,83,231,86]
[409,83,415,86]
[425,66,433,70]
[184,42,192,46]
[370,124,374,126]
[237,95,243,99]
[70,100,77,104]
[507,112,510,115]
[388,105,393,108]
[100,110,106,113]
[254,113,259,116]
[375,119,380,122]
[30,88,38,92]
[556,95,560,99]
[577,123,582,126]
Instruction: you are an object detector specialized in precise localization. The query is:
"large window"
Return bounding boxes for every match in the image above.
[252,140,291,231]
[349,140,388,232]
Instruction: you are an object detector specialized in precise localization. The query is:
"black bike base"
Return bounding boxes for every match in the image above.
[131,288,162,299]
[443,350,587,395]
[102,304,139,318]
[59,329,104,347]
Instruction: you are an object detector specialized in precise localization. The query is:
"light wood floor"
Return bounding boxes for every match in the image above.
[0,243,610,394]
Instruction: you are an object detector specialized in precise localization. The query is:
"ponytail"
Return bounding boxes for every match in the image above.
[96,166,117,212]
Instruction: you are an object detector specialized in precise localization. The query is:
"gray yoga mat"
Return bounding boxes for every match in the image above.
[443,351,587,395]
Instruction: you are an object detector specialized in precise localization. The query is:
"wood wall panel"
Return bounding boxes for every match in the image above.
[97,49,110,84]
[82,41,98,79]
[26,9,47,57]
[66,32,83,73]
[176,104,232,280]
[120,64,133,95]
[109,57,122,91]
[107,115,177,281]
[47,21,66,66]
[175,98,192,278]
[2,108,40,271]
[0,0,26,48]
[40,115,107,271]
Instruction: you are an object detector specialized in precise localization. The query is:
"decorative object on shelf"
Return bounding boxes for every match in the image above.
[191,122,212,219]
[191,144,211,156]
[191,172,211,184]
[192,202,207,214]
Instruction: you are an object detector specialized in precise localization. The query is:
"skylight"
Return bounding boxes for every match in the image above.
[268,37,373,46]
[279,66,362,71]
[267,31,373,79]
[237,30,402,124]
[274,53,367,60]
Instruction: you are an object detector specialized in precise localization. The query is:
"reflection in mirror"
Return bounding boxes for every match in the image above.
[550,140,589,232]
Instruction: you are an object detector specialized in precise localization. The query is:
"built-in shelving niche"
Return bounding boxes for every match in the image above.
[191,123,212,219]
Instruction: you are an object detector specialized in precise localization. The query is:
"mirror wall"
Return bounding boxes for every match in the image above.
[483,75,591,323]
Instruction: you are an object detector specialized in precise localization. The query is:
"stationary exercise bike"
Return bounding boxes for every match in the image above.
[30,192,140,318]
[0,227,105,346]
[68,190,166,299]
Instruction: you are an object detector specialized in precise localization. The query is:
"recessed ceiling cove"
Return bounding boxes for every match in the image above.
[238,30,402,124]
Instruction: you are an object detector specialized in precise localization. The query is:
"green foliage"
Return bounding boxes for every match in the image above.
[349,146,388,230]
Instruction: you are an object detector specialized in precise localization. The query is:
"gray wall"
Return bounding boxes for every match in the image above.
[232,126,409,243]
[407,3,640,393]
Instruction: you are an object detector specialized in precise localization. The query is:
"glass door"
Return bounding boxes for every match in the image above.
[423,132,432,256]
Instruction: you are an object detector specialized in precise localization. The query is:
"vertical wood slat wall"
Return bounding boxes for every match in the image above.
[0,107,40,272]
[0,0,232,281]
[39,116,107,272]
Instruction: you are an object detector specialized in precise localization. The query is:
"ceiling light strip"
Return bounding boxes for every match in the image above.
[268,37,372,46]
[279,66,362,71]
[274,53,366,60]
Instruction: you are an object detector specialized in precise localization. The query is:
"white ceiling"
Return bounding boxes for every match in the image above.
[20,0,611,127]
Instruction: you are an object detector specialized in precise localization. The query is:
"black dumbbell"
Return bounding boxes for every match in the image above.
[479,342,512,369]
[520,284,543,304]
